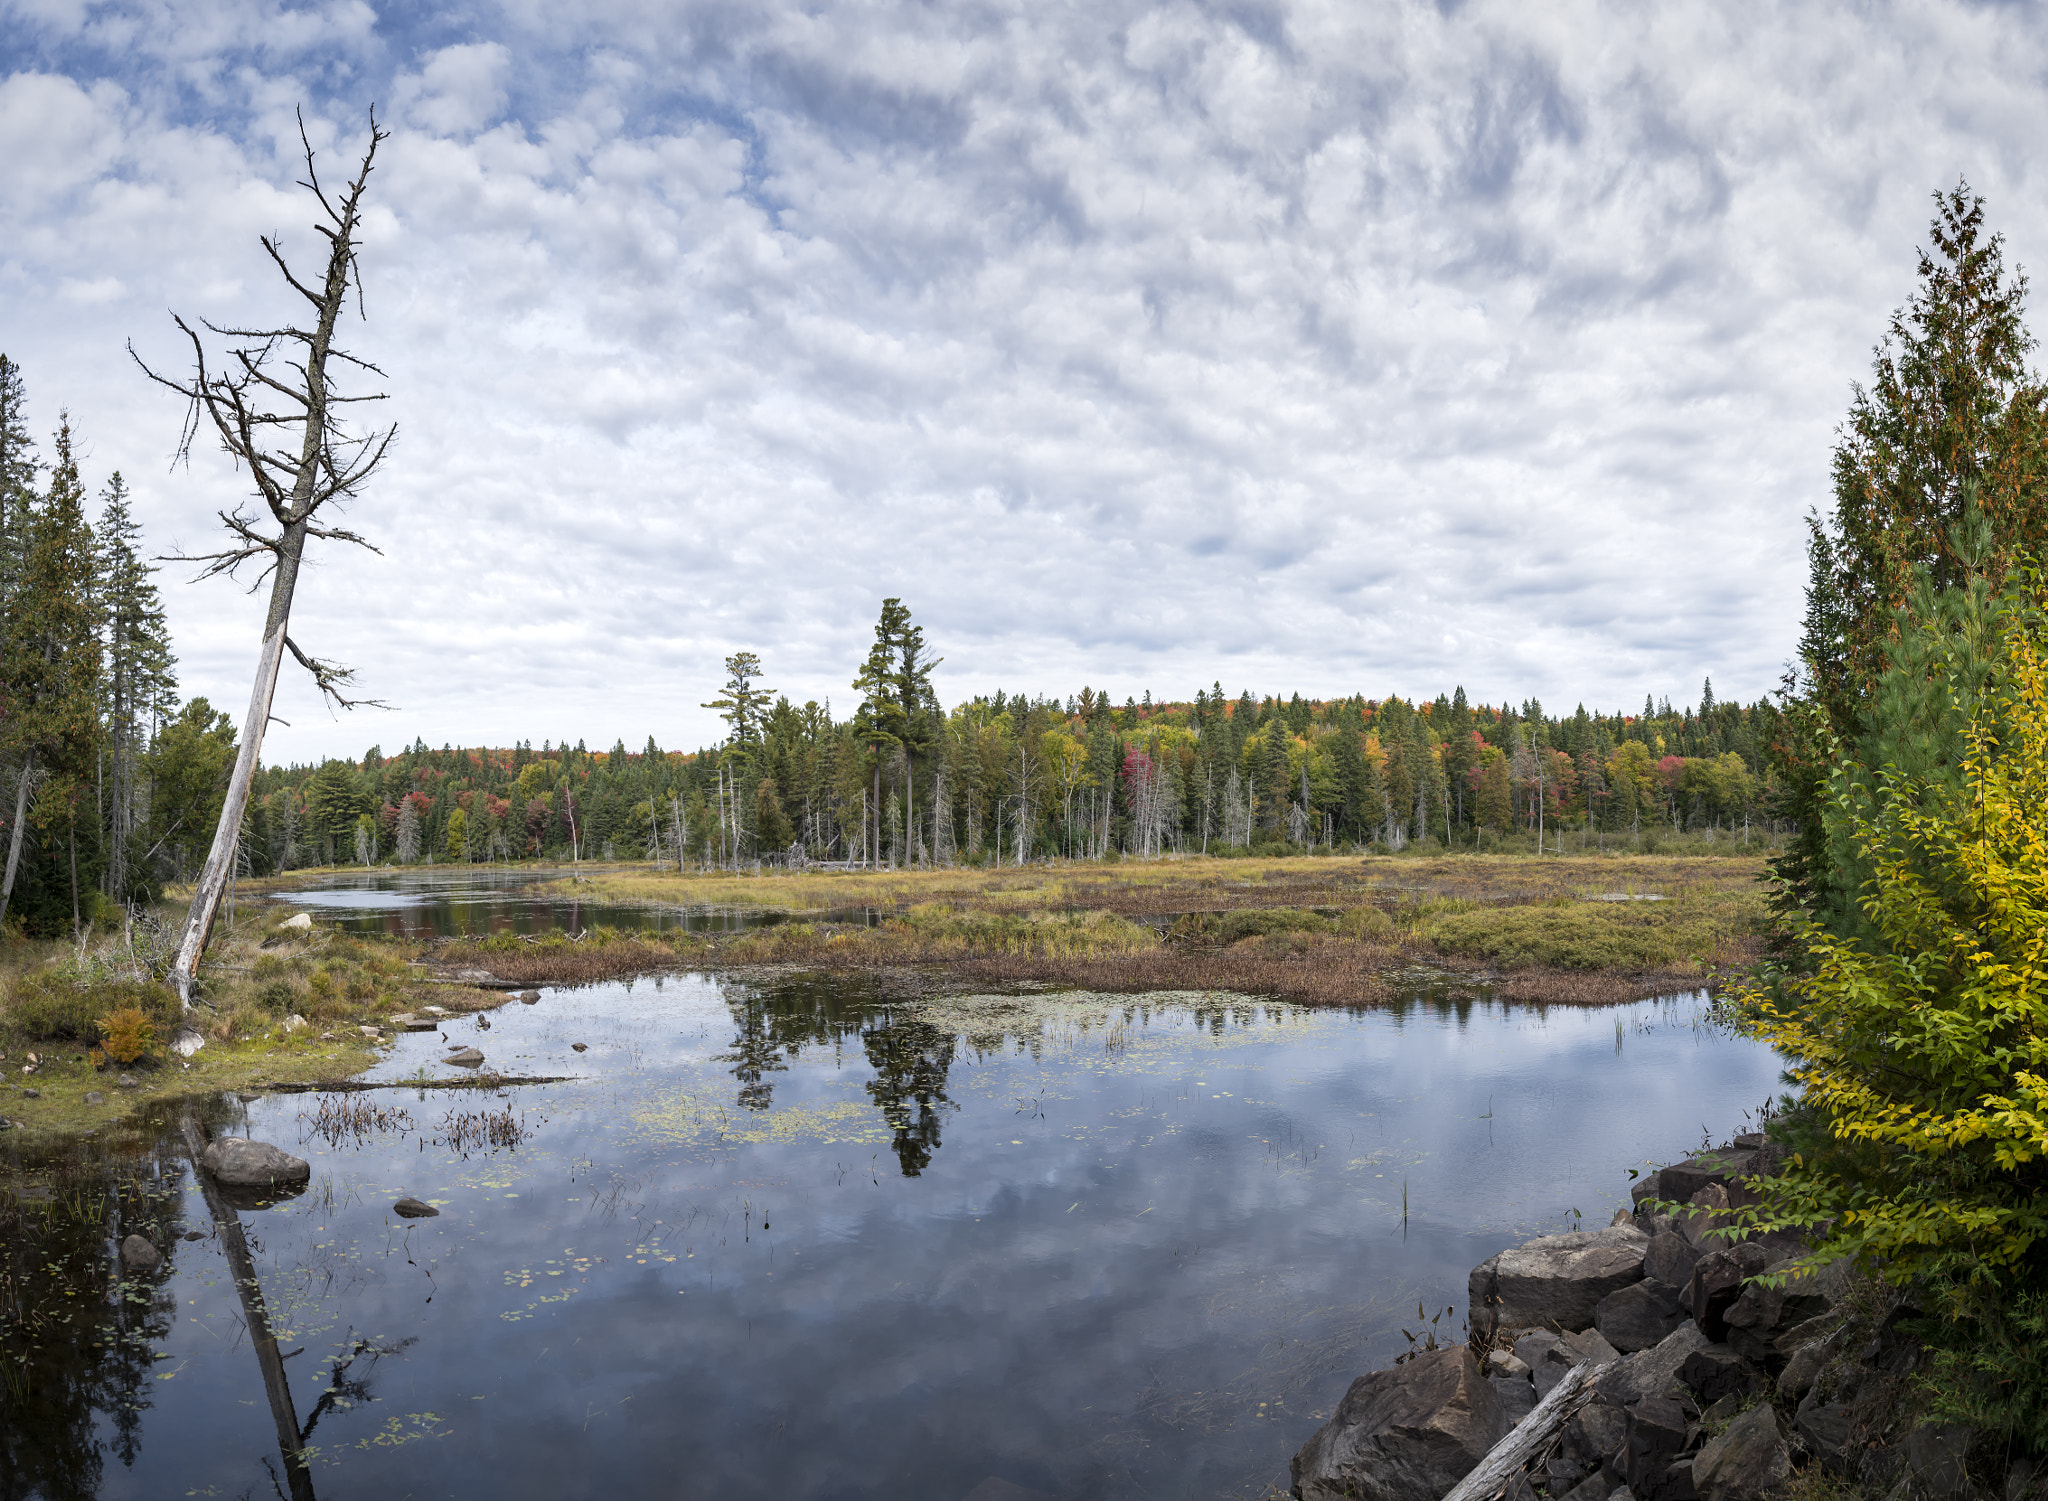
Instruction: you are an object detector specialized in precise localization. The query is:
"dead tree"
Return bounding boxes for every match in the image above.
[136,111,393,1018]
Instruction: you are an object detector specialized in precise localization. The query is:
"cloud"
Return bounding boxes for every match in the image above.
[3,0,2046,757]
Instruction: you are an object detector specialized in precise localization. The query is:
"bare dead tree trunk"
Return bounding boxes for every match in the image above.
[0,752,37,929]
[139,113,393,1016]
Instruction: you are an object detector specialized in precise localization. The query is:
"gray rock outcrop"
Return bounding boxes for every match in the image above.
[1292,1346,1506,1501]
[120,1234,161,1271]
[1470,1225,1649,1332]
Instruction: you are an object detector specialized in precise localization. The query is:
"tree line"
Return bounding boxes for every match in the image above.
[225,643,1782,876]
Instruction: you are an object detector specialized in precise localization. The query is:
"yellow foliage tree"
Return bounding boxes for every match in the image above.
[1737,596,2048,1279]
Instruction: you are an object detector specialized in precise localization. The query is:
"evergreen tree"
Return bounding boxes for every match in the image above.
[96,472,176,900]
[0,421,102,932]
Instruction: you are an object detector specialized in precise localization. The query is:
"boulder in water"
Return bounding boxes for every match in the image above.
[201,1137,312,1188]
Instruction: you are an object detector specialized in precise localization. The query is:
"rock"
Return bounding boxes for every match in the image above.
[201,1137,312,1189]
[1678,1345,1755,1404]
[1612,1208,1636,1228]
[1560,1474,1612,1501]
[1657,1151,1756,1204]
[281,912,313,930]
[1621,1397,1691,1497]
[422,1005,448,1017]
[1597,1322,1716,1407]
[120,1234,161,1271]
[170,1024,205,1057]
[444,1047,485,1067]
[1793,1398,1854,1468]
[1515,1327,1619,1398]
[1693,1404,1790,1501]
[572,1042,588,1052]
[1565,1401,1629,1472]
[1646,1233,1703,1290]
[392,1197,439,1219]
[1490,1373,1538,1427]
[117,1073,139,1089]
[1599,1279,1688,1353]
[22,1088,38,1099]
[476,1016,491,1030]
[282,1014,307,1033]
[1291,1347,1507,1501]
[1469,1226,1649,1332]
[84,1091,103,1105]
[1687,1243,1770,1340]
[1723,1280,1786,1335]
[1904,1423,1973,1501]
[1776,1335,1834,1401]
[1490,1351,1532,1380]
[519,990,540,1004]
[390,1014,438,1032]
[182,1230,204,1241]
[357,1026,382,1039]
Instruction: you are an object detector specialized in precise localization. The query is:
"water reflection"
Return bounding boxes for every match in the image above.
[3,980,1782,1501]
[271,868,883,940]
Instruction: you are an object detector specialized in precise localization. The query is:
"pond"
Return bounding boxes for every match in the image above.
[0,977,1781,1501]
[267,867,872,938]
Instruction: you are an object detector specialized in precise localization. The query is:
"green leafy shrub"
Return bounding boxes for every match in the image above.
[6,972,176,1042]
[255,978,301,1012]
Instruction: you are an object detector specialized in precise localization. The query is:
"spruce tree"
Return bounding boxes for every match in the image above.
[96,472,177,900]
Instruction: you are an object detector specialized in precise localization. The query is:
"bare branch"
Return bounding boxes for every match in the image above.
[284,635,392,712]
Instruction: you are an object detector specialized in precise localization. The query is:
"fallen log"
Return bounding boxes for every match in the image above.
[1440,1359,1609,1501]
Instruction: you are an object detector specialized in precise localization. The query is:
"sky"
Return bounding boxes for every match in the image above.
[4,0,2047,763]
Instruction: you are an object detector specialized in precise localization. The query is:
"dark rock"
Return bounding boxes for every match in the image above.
[1659,1459,1701,1501]
[1489,1372,1537,1428]
[1793,1398,1854,1468]
[1610,1489,1639,1501]
[1565,1402,1629,1472]
[1904,1423,1973,1501]
[1599,1279,1688,1353]
[1516,1328,1620,1398]
[120,1234,161,1271]
[1622,1397,1691,1497]
[1291,1347,1506,1501]
[1677,1345,1755,1404]
[519,990,540,1004]
[1560,1474,1612,1501]
[571,1042,589,1053]
[1776,1335,1833,1402]
[84,1091,103,1105]
[1731,1134,1766,1150]
[1774,1312,1839,1355]
[1597,1323,1715,1407]
[22,1088,38,1099]
[1693,1404,1790,1501]
[201,1137,312,1188]
[1687,1243,1770,1340]
[1657,1152,1756,1204]
[393,1197,439,1219]
[1646,1233,1703,1291]
[116,1073,139,1090]
[1469,1226,1649,1332]
[1506,1476,1539,1501]
[182,1230,204,1242]
[444,1047,485,1067]
[1722,1279,1785,1335]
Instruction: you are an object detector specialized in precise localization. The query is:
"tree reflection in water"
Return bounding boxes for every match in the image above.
[1,1144,183,1500]
[717,976,958,1175]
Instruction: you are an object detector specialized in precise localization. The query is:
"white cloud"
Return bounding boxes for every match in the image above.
[4,0,2047,758]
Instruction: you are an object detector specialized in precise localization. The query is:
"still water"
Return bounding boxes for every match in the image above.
[269,868,864,938]
[0,979,1781,1500]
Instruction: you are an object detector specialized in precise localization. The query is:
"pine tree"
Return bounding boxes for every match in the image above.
[0,354,35,600]
[96,472,176,901]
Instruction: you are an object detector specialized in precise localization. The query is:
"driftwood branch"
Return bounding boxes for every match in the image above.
[1441,1360,1610,1501]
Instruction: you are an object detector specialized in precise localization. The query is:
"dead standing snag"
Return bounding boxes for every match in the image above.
[135,110,394,1020]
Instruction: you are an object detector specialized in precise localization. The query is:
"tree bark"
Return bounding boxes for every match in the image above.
[0,751,37,929]
[171,580,295,1005]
